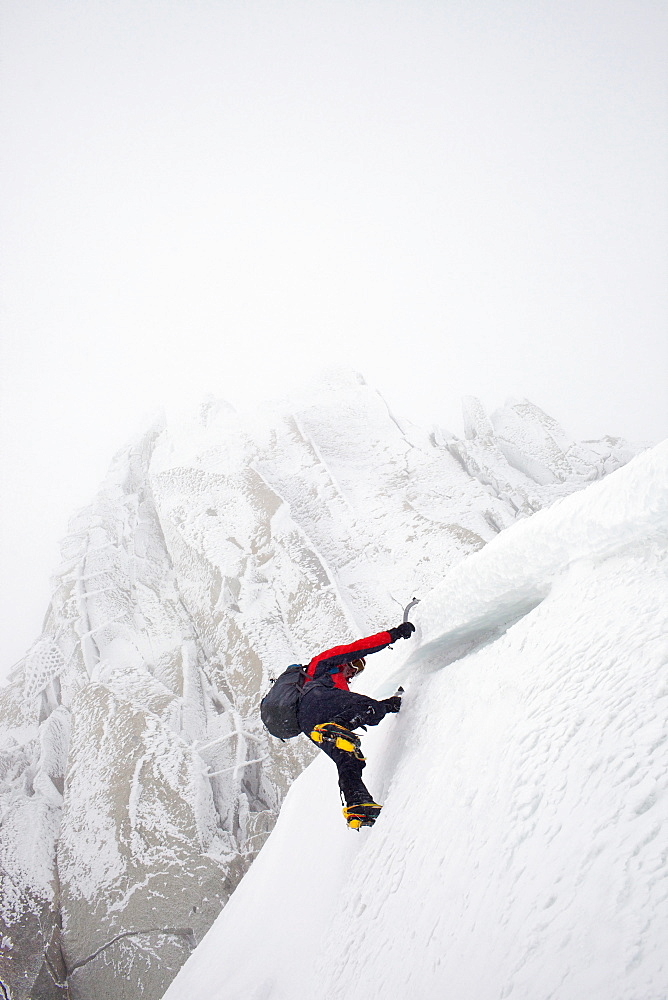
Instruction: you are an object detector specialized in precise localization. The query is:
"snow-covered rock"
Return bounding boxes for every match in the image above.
[162,439,668,1000]
[0,373,644,999]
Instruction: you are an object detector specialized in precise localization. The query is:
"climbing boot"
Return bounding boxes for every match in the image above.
[310,723,365,759]
[343,802,382,829]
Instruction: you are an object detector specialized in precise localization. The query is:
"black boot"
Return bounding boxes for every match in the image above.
[310,722,364,758]
[342,801,383,829]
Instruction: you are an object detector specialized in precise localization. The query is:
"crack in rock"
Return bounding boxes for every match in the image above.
[67,927,197,975]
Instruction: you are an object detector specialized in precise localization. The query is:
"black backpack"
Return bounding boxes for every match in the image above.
[260,664,308,739]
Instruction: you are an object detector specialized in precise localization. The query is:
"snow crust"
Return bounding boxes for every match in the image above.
[163,440,668,1000]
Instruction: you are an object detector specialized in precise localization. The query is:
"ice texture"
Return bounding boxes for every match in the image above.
[0,374,644,999]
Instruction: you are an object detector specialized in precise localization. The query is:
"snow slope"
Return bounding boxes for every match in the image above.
[163,439,668,1000]
[0,373,646,1000]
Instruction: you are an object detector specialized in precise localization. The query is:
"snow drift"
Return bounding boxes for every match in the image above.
[163,439,668,1000]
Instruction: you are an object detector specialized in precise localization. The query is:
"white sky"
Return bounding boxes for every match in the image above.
[1,0,666,672]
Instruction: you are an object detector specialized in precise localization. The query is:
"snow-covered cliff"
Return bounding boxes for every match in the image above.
[0,372,643,1000]
[163,438,668,1000]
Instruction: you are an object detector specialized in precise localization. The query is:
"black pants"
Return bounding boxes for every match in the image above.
[310,734,373,807]
[299,690,385,808]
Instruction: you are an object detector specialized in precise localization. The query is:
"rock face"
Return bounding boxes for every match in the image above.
[0,373,642,999]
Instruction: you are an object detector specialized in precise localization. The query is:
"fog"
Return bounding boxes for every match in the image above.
[1,0,666,672]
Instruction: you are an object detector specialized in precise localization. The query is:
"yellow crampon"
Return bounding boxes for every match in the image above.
[342,802,382,829]
[310,722,364,757]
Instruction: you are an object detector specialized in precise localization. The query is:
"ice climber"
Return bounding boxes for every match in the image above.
[298,622,415,829]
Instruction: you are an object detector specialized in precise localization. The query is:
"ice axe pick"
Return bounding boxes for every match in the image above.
[402,597,420,622]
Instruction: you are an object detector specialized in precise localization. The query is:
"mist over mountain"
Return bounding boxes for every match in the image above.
[0,373,652,1000]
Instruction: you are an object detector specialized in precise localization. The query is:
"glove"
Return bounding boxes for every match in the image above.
[388,621,415,642]
[382,696,402,713]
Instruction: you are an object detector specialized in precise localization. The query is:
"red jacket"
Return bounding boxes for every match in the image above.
[305,631,394,690]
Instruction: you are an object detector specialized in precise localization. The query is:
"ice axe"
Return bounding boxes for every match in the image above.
[402,597,420,622]
[391,598,419,697]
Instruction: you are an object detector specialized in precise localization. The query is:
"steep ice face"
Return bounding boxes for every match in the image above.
[0,375,645,1000]
[162,440,668,1000]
